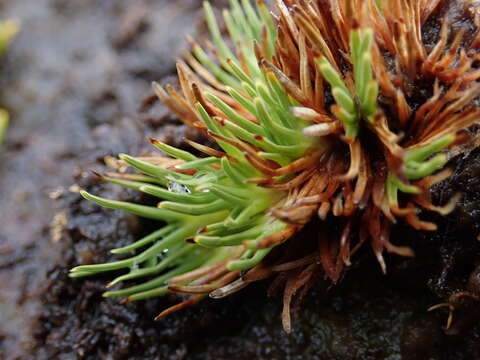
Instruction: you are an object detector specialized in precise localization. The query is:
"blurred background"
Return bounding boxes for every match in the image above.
[0,1,479,359]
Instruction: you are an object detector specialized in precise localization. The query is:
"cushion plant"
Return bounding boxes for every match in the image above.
[70,0,480,331]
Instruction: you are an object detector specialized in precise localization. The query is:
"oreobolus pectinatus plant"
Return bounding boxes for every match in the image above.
[70,0,480,331]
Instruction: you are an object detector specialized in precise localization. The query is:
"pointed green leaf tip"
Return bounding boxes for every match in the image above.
[80,190,182,222]
[386,134,456,208]
[316,27,379,138]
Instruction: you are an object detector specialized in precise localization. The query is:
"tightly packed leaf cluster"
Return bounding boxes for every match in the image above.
[71,0,480,327]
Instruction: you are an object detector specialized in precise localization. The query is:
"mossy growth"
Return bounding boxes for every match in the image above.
[70,0,480,330]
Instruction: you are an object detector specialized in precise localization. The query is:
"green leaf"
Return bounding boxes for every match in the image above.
[80,190,182,222]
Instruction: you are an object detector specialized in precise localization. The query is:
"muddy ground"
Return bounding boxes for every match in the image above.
[0,0,479,359]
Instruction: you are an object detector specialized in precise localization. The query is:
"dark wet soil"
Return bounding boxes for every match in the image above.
[0,0,479,359]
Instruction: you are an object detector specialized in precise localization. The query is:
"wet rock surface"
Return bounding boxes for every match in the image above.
[0,0,479,359]
[0,0,202,357]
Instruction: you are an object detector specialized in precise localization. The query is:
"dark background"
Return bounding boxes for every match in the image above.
[0,0,479,359]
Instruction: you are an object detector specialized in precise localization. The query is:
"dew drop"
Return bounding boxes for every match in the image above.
[167,180,191,194]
